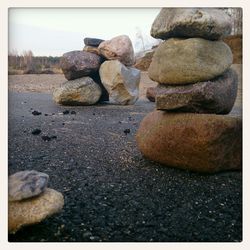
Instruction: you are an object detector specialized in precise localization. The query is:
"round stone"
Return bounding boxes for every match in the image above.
[136,111,242,173]
[148,38,233,84]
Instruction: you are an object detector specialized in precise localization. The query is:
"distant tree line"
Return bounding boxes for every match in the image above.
[8,49,61,74]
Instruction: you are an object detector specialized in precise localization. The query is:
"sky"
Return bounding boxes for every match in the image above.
[8,8,161,57]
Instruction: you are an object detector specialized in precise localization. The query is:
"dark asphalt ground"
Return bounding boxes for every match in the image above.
[8,92,242,242]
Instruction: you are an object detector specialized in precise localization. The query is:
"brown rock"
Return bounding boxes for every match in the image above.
[134,50,155,71]
[98,35,135,66]
[148,38,233,84]
[151,8,232,40]
[83,45,101,55]
[60,50,103,80]
[156,68,238,114]
[223,35,242,64]
[136,111,242,173]
[9,188,64,234]
[146,87,157,102]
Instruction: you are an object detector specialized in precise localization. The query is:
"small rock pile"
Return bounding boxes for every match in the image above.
[8,170,64,234]
[136,8,242,173]
[53,35,141,105]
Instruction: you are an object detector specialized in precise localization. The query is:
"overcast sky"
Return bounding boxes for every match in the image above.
[9,8,161,56]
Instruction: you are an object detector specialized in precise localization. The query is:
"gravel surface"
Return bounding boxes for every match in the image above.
[8,66,242,242]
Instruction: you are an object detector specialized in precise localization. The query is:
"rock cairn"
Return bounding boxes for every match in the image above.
[136,8,242,173]
[8,170,64,234]
[53,35,141,105]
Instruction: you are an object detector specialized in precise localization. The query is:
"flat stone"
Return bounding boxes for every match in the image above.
[9,170,49,201]
[53,77,102,105]
[156,68,238,114]
[99,60,140,105]
[136,111,242,173]
[9,188,64,234]
[60,50,103,80]
[84,37,104,47]
[83,46,101,56]
[148,38,233,84]
[98,35,135,66]
[151,8,232,40]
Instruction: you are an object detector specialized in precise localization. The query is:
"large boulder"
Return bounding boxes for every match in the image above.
[98,35,135,66]
[9,170,49,201]
[156,68,238,114]
[9,188,64,234]
[53,77,102,105]
[84,37,104,47]
[99,60,140,105]
[148,38,233,84]
[136,111,242,173]
[60,50,103,80]
[151,8,232,40]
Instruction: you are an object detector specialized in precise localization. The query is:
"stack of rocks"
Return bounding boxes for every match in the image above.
[136,8,242,173]
[8,170,64,234]
[53,35,141,106]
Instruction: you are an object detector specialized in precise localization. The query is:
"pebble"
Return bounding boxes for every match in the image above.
[41,136,51,141]
[63,110,70,115]
[41,135,57,141]
[32,110,42,116]
[123,129,130,135]
[31,129,41,135]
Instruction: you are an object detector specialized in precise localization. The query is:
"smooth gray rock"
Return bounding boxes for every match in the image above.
[8,170,49,201]
[156,68,238,114]
[60,50,103,80]
[148,38,233,84]
[84,37,104,47]
[53,77,102,106]
[151,8,232,40]
[99,60,140,105]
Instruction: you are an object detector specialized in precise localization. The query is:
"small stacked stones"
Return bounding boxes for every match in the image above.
[136,8,242,173]
[53,35,141,106]
[8,170,64,234]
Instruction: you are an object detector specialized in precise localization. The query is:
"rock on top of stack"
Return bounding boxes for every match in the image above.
[151,8,232,40]
[98,35,135,66]
[9,170,49,201]
[84,37,104,47]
